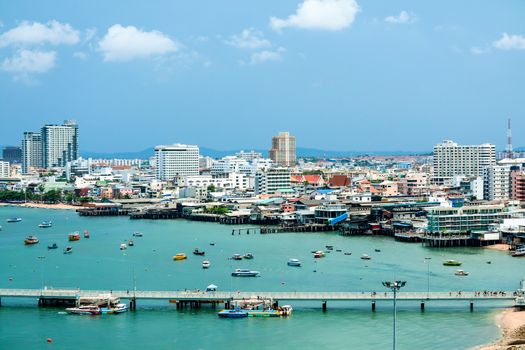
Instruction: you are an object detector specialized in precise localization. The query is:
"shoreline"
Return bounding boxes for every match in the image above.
[474,308,525,350]
[483,244,511,252]
[0,202,78,210]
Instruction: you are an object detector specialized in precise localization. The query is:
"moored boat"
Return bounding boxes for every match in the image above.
[231,268,260,277]
[120,243,127,250]
[173,253,187,260]
[100,303,128,314]
[279,305,293,316]
[443,260,462,266]
[231,254,243,260]
[48,243,58,250]
[202,260,211,269]
[325,245,334,250]
[39,221,52,228]
[454,269,469,276]
[133,232,143,237]
[65,305,101,315]
[287,258,301,267]
[24,235,39,245]
[243,253,254,259]
[361,254,371,260]
[313,251,325,258]
[7,217,22,223]
[63,246,73,254]
[83,229,90,238]
[68,232,80,241]
[193,248,205,256]
[128,239,134,247]
[217,307,248,318]
[512,245,525,257]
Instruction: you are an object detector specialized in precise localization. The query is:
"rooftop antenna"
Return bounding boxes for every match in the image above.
[506,118,513,159]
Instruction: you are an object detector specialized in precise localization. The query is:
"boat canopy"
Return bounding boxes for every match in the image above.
[206,284,218,291]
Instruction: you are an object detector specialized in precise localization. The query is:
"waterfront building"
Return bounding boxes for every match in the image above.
[483,165,511,200]
[182,172,252,191]
[432,140,496,184]
[426,203,525,233]
[2,146,22,164]
[0,161,9,178]
[314,203,347,224]
[41,120,79,168]
[236,150,263,161]
[397,173,429,196]
[511,168,525,201]
[21,132,42,174]
[269,132,296,167]
[155,144,199,181]
[255,167,291,195]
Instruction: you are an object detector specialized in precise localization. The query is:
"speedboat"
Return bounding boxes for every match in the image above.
[209,242,215,246]
[24,235,39,245]
[65,305,101,315]
[128,240,134,247]
[217,307,248,318]
[325,245,334,250]
[120,243,127,250]
[202,260,211,269]
[193,248,205,256]
[455,270,469,276]
[278,305,293,316]
[83,229,90,238]
[48,243,58,250]
[7,217,22,223]
[133,232,143,237]
[173,253,187,261]
[344,252,352,255]
[231,268,260,277]
[68,232,80,241]
[247,309,281,317]
[243,253,254,259]
[39,221,52,228]
[231,254,243,261]
[313,251,325,258]
[512,245,525,257]
[360,254,371,260]
[100,303,128,314]
[287,258,302,267]
[443,260,462,266]
[64,246,73,254]
[374,249,381,252]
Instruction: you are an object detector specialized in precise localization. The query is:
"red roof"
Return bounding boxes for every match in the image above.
[329,175,350,187]
[291,175,323,185]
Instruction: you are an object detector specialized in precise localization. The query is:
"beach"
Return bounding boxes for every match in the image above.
[475,309,525,350]
[484,244,511,252]
[0,202,78,210]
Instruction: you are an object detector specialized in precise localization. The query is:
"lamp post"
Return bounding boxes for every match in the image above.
[382,280,406,350]
[425,257,431,299]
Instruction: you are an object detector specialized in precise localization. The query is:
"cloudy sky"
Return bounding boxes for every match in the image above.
[1,0,524,153]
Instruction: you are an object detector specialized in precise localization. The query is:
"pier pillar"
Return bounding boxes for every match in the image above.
[322,301,327,311]
[420,302,425,312]
[273,301,279,309]
[371,301,376,312]
[470,301,474,312]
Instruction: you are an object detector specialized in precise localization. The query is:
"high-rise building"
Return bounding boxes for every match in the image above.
[432,140,496,184]
[269,132,296,167]
[0,161,9,177]
[22,132,42,174]
[255,167,291,195]
[41,120,79,168]
[511,167,525,201]
[155,144,199,181]
[483,165,511,200]
[2,146,22,164]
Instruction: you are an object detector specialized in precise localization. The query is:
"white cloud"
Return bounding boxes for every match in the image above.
[73,51,87,60]
[270,0,359,31]
[470,46,489,55]
[98,24,179,62]
[250,47,285,64]
[385,11,414,24]
[1,49,56,73]
[492,33,525,51]
[226,28,271,49]
[0,20,79,47]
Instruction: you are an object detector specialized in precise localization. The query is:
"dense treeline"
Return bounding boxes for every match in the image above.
[0,190,92,204]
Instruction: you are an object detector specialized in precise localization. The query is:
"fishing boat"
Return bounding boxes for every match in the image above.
[173,253,187,261]
[217,307,248,318]
[48,243,58,250]
[100,303,128,314]
[83,229,90,238]
[120,243,127,250]
[374,249,381,252]
[231,254,243,260]
[128,240,134,247]
[39,221,52,228]
[243,253,254,259]
[63,246,73,254]
[68,232,80,241]
[65,305,101,315]
[361,254,371,260]
[443,260,462,266]
[325,245,334,250]
[231,268,260,277]
[344,252,352,255]
[512,245,525,257]
[247,309,281,317]
[7,217,22,223]
[287,258,302,267]
[313,251,325,258]
[193,248,205,256]
[209,242,215,246]
[336,249,342,252]
[454,270,469,276]
[202,260,211,269]
[133,232,143,237]
[24,235,39,245]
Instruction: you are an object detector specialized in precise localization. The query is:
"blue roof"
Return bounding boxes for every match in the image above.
[316,189,334,194]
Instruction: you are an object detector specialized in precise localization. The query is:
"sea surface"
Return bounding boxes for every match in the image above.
[0,206,523,349]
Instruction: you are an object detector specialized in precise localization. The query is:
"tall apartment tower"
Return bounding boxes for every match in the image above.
[2,146,22,164]
[21,132,42,174]
[432,140,496,184]
[155,144,200,181]
[41,120,79,168]
[269,132,296,167]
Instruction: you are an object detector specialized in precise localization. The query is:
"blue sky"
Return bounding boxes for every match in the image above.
[1,0,524,153]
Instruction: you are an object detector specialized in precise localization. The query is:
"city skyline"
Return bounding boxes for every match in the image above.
[1,1,524,152]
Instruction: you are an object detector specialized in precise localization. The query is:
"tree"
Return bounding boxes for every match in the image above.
[207,184,216,192]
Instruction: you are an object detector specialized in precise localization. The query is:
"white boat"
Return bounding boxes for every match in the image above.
[231,268,260,277]
[361,254,371,260]
[101,303,128,314]
[454,270,469,276]
[287,259,301,267]
[512,245,525,257]
[38,221,52,228]
[65,305,101,315]
[202,260,211,269]
[7,217,22,223]
[279,305,293,316]
[133,232,143,237]
[120,243,127,250]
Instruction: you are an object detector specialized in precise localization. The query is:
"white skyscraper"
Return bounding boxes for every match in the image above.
[21,132,42,174]
[432,140,496,184]
[155,144,199,181]
[483,165,511,200]
[0,161,9,177]
[41,120,79,168]
[255,167,291,195]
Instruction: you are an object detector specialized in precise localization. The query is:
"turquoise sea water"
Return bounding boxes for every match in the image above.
[0,206,523,349]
